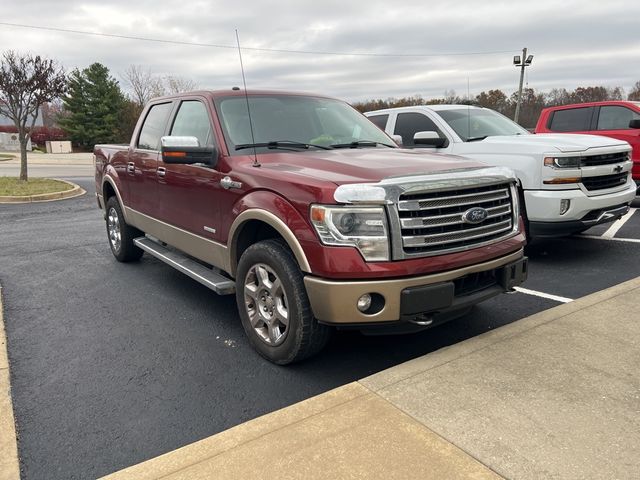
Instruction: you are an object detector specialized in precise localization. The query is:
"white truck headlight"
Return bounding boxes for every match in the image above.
[310,205,390,261]
[544,156,581,168]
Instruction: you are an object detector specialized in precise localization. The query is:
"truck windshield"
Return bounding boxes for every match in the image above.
[215,94,395,154]
[435,108,529,142]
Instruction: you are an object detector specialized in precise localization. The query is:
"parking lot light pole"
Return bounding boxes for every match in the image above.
[513,47,533,124]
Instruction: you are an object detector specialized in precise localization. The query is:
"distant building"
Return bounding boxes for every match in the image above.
[0,108,44,127]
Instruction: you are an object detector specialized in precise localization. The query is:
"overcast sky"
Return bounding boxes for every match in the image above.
[1,0,639,103]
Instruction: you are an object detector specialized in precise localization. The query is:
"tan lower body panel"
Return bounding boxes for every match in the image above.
[304,249,523,324]
[125,207,231,275]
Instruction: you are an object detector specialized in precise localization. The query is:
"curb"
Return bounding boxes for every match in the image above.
[0,179,86,204]
[0,287,20,480]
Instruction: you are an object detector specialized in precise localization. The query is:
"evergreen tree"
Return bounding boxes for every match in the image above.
[60,63,125,148]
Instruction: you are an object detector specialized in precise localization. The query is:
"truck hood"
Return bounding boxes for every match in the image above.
[256,148,484,185]
[481,133,629,154]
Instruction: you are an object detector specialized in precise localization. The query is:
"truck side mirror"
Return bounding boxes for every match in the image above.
[160,136,218,168]
[413,131,446,148]
[391,134,403,147]
[629,119,640,129]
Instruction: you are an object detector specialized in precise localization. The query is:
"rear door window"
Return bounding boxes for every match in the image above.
[394,112,442,147]
[596,106,640,130]
[137,102,173,150]
[548,107,593,132]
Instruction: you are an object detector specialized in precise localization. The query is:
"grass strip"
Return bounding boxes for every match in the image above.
[0,177,73,196]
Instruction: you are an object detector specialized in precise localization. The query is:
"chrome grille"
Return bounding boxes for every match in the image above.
[397,183,516,256]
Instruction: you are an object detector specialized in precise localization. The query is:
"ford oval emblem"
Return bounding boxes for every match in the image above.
[462,207,489,225]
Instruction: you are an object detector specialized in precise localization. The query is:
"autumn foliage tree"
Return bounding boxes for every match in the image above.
[0,51,66,181]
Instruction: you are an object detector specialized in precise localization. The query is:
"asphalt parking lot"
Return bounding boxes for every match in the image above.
[1,179,639,479]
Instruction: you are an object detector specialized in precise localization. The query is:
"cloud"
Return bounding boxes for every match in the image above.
[1,0,639,103]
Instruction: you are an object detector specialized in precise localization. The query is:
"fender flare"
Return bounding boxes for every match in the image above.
[228,209,312,276]
[102,174,129,223]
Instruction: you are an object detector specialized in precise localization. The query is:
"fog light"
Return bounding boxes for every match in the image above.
[357,294,372,312]
[560,199,571,215]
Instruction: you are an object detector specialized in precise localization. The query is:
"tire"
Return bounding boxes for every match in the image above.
[235,239,331,365]
[105,196,144,262]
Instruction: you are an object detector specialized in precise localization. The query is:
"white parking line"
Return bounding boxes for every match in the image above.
[579,235,640,244]
[601,208,637,239]
[513,287,574,303]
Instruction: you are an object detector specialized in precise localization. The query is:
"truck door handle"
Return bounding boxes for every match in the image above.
[157,167,166,178]
[127,162,135,173]
[220,176,242,189]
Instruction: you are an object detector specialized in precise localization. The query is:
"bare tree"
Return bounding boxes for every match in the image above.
[162,75,198,95]
[628,81,640,101]
[121,65,198,104]
[0,51,66,181]
[545,88,571,106]
[121,65,162,107]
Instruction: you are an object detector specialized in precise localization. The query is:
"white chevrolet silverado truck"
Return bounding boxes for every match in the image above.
[365,105,637,238]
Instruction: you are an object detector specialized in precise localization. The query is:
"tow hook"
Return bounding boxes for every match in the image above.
[408,314,434,326]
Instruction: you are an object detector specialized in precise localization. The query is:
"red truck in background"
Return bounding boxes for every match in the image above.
[94,89,527,364]
[535,101,640,187]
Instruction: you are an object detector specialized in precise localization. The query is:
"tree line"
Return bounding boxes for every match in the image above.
[353,83,640,129]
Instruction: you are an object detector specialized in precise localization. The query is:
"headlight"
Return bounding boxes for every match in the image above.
[544,156,581,168]
[310,205,389,261]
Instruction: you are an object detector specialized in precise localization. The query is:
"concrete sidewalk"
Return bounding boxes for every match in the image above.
[0,151,93,165]
[102,277,640,480]
[0,152,94,177]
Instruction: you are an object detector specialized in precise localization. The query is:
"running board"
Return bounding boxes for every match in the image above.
[134,237,235,295]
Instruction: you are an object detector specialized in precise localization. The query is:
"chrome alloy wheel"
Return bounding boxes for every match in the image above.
[107,206,122,253]
[244,263,289,346]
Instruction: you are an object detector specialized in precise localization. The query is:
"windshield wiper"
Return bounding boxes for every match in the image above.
[235,141,332,151]
[330,140,395,149]
[466,136,488,142]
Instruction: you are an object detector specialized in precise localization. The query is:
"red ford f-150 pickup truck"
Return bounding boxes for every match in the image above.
[95,89,527,364]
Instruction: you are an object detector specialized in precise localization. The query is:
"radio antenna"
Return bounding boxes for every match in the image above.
[235,29,260,167]
[467,77,471,141]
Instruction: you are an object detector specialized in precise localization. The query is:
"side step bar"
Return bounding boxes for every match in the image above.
[134,236,235,295]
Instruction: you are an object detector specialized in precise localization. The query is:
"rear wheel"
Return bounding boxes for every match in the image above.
[236,239,331,365]
[105,196,144,262]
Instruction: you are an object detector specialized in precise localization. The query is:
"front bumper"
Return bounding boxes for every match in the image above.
[304,249,527,326]
[530,203,630,237]
[524,182,636,237]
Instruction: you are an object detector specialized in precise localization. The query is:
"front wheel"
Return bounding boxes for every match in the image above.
[235,239,331,365]
[105,196,144,262]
